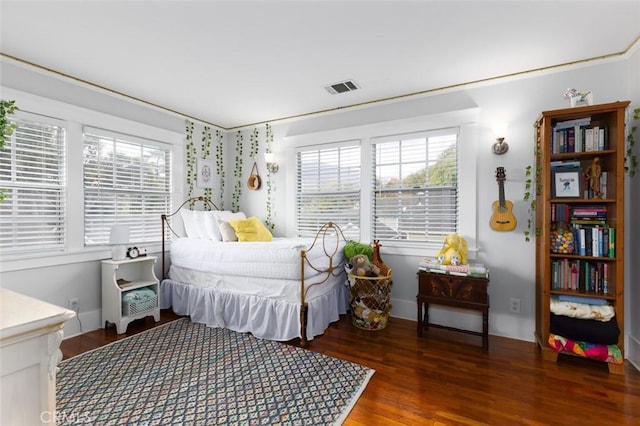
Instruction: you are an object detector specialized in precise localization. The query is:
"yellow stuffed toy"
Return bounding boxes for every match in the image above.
[435,233,468,265]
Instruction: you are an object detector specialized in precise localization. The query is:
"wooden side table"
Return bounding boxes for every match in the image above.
[417,270,490,351]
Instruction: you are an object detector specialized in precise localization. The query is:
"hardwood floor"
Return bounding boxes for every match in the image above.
[61,310,640,425]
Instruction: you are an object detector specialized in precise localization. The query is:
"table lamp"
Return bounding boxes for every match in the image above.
[109,225,130,261]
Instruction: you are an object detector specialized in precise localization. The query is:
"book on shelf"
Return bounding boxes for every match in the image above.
[116,278,134,288]
[418,258,489,278]
[550,117,608,153]
[551,259,610,294]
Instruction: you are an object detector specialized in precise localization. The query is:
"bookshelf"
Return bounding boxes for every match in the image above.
[534,101,629,374]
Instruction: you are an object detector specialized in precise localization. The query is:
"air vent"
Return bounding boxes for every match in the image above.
[325,80,360,95]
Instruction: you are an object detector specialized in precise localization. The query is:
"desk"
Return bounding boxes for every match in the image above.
[417,270,489,351]
[1,289,75,425]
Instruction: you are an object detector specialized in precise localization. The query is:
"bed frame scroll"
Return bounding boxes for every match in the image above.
[161,196,219,280]
[299,221,348,348]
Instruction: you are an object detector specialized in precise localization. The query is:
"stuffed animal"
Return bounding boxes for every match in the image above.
[435,233,468,265]
[372,240,391,277]
[350,254,380,277]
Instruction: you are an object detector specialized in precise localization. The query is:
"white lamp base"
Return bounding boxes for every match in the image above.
[112,245,126,261]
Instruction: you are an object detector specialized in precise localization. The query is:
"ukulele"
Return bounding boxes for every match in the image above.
[490,167,517,231]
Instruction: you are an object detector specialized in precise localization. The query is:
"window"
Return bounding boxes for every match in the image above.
[296,142,361,238]
[83,127,172,246]
[0,112,66,255]
[372,130,458,244]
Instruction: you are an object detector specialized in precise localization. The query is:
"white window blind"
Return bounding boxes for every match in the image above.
[0,113,66,255]
[372,130,458,243]
[83,127,172,246]
[296,142,361,238]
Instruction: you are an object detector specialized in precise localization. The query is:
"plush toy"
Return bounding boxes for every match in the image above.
[372,240,391,277]
[435,233,468,265]
[350,254,380,277]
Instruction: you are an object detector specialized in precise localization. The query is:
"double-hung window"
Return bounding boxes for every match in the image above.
[0,112,66,256]
[372,129,458,244]
[83,127,172,246]
[296,142,361,238]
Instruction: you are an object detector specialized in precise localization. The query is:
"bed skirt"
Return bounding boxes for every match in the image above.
[160,276,349,342]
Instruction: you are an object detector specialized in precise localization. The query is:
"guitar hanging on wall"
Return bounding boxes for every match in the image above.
[490,166,517,232]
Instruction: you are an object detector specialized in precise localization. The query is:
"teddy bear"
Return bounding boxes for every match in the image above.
[435,233,468,265]
[349,254,380,277]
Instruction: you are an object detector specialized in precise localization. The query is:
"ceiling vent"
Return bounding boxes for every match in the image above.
[325,80,360,95]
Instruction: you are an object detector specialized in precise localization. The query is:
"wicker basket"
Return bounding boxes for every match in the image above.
[122,294,158,317]
[347,271,393,330]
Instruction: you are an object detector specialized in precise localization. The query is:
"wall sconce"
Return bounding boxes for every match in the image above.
[264,152,279,174]
[491,122,509,155]
[109,224,130,261]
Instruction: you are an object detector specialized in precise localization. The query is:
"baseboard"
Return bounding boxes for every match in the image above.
[63,308,102,339]
[627,333,640,372]
[389,297,535,343]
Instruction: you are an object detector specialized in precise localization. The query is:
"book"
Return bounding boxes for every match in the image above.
[418,259,489,278]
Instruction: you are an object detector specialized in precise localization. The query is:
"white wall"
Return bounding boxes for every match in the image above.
[626,44,640,369]
[0,56,636,348]
[238,58,632,342]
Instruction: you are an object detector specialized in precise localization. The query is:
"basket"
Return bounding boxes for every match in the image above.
[122,294,158,317]
[347,271,393,330]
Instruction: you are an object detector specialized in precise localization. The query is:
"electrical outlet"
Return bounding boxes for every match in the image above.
[69,297,79,313]
[509,298,521,313]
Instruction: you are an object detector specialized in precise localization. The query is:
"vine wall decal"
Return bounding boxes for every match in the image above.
[264,123,275,230]
[232,130,244,212]
[185,119,196,202]
[201,126,213,204]
[215,129,225,210]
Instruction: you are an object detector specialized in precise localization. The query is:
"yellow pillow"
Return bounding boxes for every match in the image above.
[228,216,273,242]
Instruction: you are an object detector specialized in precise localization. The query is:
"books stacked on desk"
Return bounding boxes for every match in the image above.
[418,259,489,278]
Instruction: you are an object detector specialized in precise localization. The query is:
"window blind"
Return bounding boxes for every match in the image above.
[372,131,458,243]
[83,128,172,246]
[0,114,66,255]
[296,142,361,238]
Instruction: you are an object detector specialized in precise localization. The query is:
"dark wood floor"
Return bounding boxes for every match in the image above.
[62,310,640,425]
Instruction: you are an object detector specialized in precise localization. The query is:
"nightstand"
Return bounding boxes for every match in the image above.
[417,270,490,351]
[101,256,160,334]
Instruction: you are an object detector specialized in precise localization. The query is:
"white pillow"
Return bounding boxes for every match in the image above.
[181,209,218,239]
[218,220,238,242]
[210,211,246,240]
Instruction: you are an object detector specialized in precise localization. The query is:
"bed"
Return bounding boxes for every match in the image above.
[160,197,348,347]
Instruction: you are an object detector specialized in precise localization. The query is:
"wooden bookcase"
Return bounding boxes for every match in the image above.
[534,101,629,374]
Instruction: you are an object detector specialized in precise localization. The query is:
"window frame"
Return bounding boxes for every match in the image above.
[371,128,459,245]
[0,87,184,273]
[295,140,362,239]
[284,110,478,257]
[0,110,67,256]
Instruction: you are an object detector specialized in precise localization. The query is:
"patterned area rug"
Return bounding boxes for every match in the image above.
[57,318,374,425]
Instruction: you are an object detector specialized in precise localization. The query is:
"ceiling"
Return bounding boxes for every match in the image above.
[1,1,639,130]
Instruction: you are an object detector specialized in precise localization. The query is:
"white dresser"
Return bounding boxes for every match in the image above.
[0,289,75,425]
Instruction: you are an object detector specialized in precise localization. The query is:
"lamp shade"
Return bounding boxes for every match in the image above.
[264,152,275,164]
[109,225,130,245]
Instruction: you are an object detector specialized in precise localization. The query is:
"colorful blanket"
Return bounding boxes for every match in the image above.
[548,333,623,364]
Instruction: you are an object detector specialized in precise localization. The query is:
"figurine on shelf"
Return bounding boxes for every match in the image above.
[584,157,602,198]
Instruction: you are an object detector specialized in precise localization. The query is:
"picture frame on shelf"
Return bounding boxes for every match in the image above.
[553,170,582,198]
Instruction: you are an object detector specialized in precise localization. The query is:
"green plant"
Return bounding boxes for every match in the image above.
[0,99,18,150]
[523,120,543,242]
[1,99,18,201]
[625,107,640,177]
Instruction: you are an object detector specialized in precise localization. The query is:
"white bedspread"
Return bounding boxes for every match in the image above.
[170,237,345,280]
[160,271,348,341]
